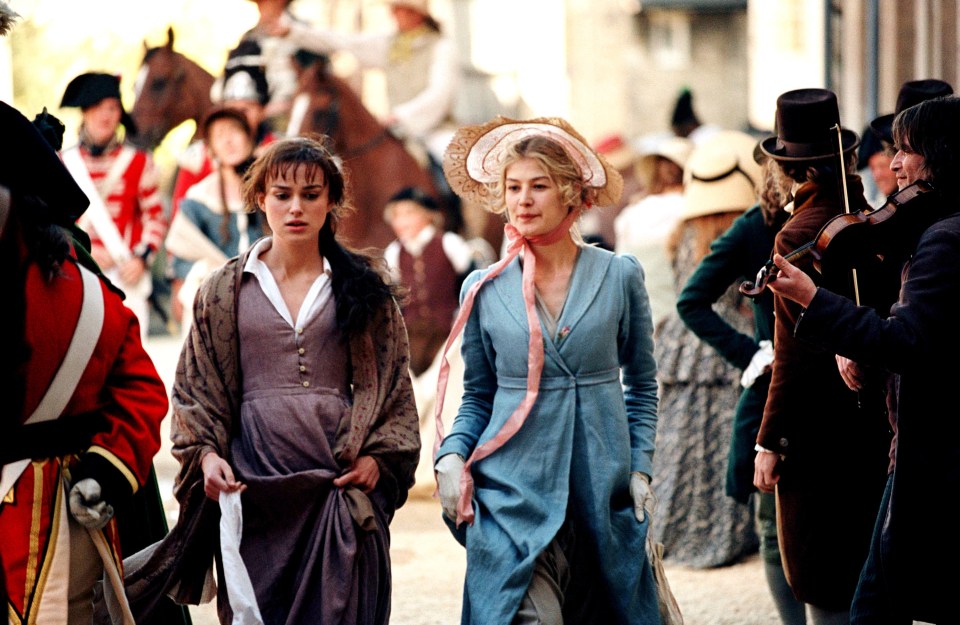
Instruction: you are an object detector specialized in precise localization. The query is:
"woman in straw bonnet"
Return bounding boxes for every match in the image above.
[433,117,661,624]
[651,130,763,570]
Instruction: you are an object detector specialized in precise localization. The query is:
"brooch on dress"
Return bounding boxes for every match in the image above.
[557,326,571,342]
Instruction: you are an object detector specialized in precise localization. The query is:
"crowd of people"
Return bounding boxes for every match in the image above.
[3,0,960,623]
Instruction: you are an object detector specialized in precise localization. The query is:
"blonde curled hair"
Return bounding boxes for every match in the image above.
[491,136,594,216]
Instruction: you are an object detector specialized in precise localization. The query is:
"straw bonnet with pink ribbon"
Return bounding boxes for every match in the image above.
[436,116,622,526]
[442,115,623,212]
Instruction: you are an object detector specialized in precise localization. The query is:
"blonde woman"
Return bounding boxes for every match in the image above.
[434,117,660,624]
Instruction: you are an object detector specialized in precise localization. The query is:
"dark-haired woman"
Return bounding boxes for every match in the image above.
[167,135,420,624]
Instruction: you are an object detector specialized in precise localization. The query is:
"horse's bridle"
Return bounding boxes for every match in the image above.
[310,83,390,160]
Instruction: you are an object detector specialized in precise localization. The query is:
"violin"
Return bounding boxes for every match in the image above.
[739,180,938,298]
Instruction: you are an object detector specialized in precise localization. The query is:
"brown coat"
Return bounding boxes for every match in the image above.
[124,247,420,614]
[758,176,892,610]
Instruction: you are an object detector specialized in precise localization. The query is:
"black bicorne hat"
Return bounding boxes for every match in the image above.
[387,186,441,212]
[869,79,954,144]
[0,101,89,225]
[760,88,859,162]
[60,72,138,136]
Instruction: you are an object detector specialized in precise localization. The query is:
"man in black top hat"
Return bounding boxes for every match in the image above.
[760,92,960,625]
[869,78,953,147]
[59,71,167,340]
[754,88,897,624]
[858,80,953,209]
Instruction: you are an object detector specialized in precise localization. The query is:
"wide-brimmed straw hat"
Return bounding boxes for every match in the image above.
[869,79,954,144]
[443,116,623,210]
[634,136,694,189]
[759,88,859,162]
[684,130,763,220]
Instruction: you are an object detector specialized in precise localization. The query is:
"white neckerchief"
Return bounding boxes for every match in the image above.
[243,237,332,329]
[783,181,803,215]
[399,223,437,257]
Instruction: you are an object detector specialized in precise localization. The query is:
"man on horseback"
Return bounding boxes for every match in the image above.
[265,0,462,225]
[275,0,458,162]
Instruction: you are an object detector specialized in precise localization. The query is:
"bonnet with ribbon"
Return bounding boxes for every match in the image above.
[435,116,623,526]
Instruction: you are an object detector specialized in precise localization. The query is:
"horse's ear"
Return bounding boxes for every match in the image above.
[166,26,174,49]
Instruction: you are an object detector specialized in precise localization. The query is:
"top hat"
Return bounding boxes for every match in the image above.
[759,88,859,162]
[60,72,137,135]
[0,101,89,226]
[869,79,954,144]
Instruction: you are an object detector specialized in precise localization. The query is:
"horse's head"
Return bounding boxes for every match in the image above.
[129,27,215,151]
[288,51,341,141]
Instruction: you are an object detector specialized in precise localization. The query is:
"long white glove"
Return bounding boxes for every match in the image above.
[69,478,114,530]
[741,340,774,388]
[629,472,656,523]
[435,454,465,521]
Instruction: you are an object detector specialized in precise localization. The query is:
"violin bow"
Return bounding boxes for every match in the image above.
[833,123,861,305]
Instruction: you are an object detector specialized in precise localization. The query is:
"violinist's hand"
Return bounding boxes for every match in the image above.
[117,256,146,286]
[258,10,290,36]
[836,355,866,392]
[766,254,818,307]
[753,448,780,494]
[91,246,115,271]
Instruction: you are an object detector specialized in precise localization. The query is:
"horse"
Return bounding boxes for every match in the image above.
[286,53,439,250]
[129,27,216,152]
[287,52,505,254]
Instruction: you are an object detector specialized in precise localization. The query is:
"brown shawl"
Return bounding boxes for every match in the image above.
[125,247,420,611]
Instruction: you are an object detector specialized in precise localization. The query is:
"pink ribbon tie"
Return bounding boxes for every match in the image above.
[433,209,578,527]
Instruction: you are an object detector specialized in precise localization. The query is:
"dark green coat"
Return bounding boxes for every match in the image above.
[676,204,776,503]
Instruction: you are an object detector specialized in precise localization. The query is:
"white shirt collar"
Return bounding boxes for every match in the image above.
[399,223,437,257]
[243,237,333,329]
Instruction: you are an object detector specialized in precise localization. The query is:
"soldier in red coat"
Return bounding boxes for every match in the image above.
[59,72,167,340]
[0,101,168,624]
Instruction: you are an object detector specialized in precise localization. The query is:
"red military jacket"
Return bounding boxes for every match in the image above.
[0,253,168,621]
[67,142,166,258]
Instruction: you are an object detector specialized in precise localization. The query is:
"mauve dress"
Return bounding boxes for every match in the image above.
[228,275,392,625]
